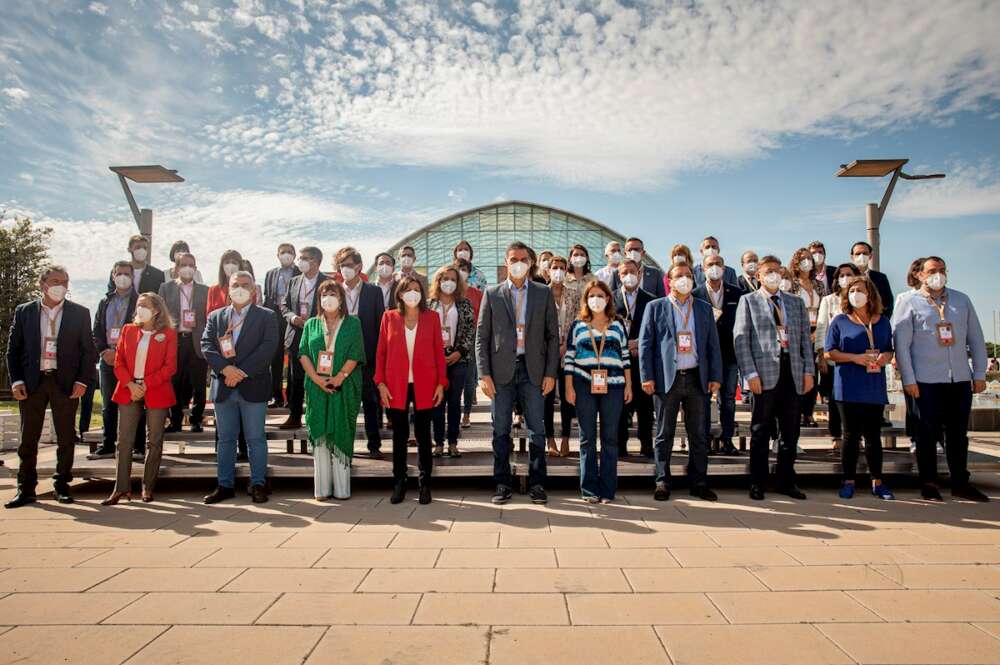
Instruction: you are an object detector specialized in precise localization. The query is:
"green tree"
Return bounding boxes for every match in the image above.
[0,215,52,395]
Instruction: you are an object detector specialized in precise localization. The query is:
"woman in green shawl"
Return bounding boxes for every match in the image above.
[298,279,365,500]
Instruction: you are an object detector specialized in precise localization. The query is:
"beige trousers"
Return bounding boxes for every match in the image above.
[114,402,167,494]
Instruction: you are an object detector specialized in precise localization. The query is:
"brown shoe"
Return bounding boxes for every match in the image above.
[278,417,302,430]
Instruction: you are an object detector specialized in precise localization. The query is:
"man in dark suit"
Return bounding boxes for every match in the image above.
[639,263,722,502]
[105,234,165,295]
[610,237,666,298]
[693,236,739,288]
[334,246,386,458]
[808,241,837,295]
[6,265,97,508]
[159,252,209,433]
[850,241,894,318]
[613,259,656,458]
[373,252,398,310]
[201,271,279,504]
[278,246,328,429]
[263,243,299,407]
[477,241,560,505]
[737,250,760,293]
[693,254,744,455]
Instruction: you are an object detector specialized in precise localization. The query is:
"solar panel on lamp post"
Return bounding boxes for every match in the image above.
[108,165,184,256]
[836,159,944,271]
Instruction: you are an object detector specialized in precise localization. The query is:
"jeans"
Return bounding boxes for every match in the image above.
[837,401,884,481]
[653,370,709,488]
[463,357,478,417]
[573,377,623,499]
[389,384,433,483]
[491,358,547,489]
[703,362,739,442]
[434,361,468,446]
[544,370,574,439]
[748,354,801,488]
[215,392,268,488]
[170,335,207,427]
[100,360,144,453]
[618,364,652,455]
[913,381,972,487]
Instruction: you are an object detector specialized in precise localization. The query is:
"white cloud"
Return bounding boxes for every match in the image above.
[254,84,270,100]
[468,2,501,28]
[447,188,466,204]
[17,172,34,185]
[2,87,30,105]
[893,162,1000,220]
[88,2,108,16]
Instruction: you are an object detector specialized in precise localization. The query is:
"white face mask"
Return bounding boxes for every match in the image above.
[745,261,758,274]
[762,272,782,291]
[401,290,422,308]
[570,255,588,268]
[925,272,947,290]
[456,249,471,261]
[539,259,550,272]
[114,274,133,290]
[178,266,196,281]
[705,265,724,281]
[587,296,607,312]
[377,263,394,277]
[852,253,870,269]
[549,268,565,284]
[779,279,793,292]
[627,249,643,263]
[848,291,868,309]
[798,258,813,272]
[46,284,67,302]
[440,280,457,295]
[672,255,687,266]
[321,295,340,312]
[607,251,622,264]
[672,276,693,295]
[703,246,720,257]
[400,256,415,269]
[278,252,295,268]
[812,252,825,266]
[223,262,240,276]
[295,258,312,273]
[622,273,639,289]
[131,247,148,262]
[507,260,529,279]
[134,305,153,323]
[340,267,357,282]
[838,275,852,290]
[229,286,251,305]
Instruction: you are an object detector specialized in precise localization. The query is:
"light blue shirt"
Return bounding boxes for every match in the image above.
[227,305,250,346]
[276,266,295,302]
[892,287,987,385]
[670,295,698,370]
[507,279,528,356]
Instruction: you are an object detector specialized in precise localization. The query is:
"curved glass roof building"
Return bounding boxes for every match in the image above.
[372,200,663,283]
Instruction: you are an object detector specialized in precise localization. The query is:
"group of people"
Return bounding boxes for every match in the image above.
[4,231,991,509]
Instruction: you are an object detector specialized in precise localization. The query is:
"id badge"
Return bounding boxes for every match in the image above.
[182,309,195,329]
[935,322,954,346]
[316,350,334,376]
[219,334,236,358]
[516,324,525,351]
[590,369,608,394]
[108,327,121,345]
[677,331,693,354]
[299,302,310,318]
[441,328,451,345]
[776,325,789,349]
[866,349,881,374]
[713,307,723,322]
[808,309,818,327]
[43,336,58,360]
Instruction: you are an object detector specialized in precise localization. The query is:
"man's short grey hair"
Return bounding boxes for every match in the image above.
[605,240,620,253]
[39,264,69,282]
[229,270,255,284]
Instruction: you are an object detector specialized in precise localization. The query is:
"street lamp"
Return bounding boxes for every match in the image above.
[109,165,184,254]
[836,159,944,271]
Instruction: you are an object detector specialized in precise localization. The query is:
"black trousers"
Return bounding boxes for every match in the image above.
[817,365,842,438]
[78,379,96,435]
[270,317,288,403]
[287,341,306,419]
[544,371,574,439]
[362,366,383,452]
[170,335,207,427]
[17,374,78,492]
[388,384,432,484]
[913,381,972,487]
[619,363,654,455]
[837,401,884,481]
[749,354,800,488]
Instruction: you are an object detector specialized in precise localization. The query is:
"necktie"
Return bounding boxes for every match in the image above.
[770,295,782,325]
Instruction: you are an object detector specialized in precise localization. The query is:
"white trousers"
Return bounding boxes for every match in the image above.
[313,446,351,499]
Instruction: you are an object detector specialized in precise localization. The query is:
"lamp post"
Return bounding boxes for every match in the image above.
[836,159,944,271]
[109,165,184,255]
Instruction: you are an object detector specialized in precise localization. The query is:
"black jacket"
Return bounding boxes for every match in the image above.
[263,264,301,311]
[7,300,97,394]
[201,304,279,403]
[352,282,385,368]
[612,287,656,341]
[692,281,743,366]
[866,269,894,319]
[93,290,138,354]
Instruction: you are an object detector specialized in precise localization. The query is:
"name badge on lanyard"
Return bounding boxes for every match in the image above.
[317,350,334,375]
[182,309,196,328]
[713,307,723,322]
[442,328,451,345]
[591,368,608,394]
[866,349,881,373]
[43,337,58,360]
[677,331,693,354]
[776,325,789,349]
[109,327,121,345]
[936,322,954,346]
[808,308,818,327]
[219,334,236,358]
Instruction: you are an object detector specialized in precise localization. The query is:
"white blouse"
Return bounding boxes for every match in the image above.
[404,323,418,383]
[134,330,154,380]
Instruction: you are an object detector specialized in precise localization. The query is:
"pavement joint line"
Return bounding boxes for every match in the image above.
[431,548,444,568]
[96,590,149,625]
[80,566,130,592]
[217,566,252,592]
[117,624,173,665]
[70,548,113,568]
[622,567,637,593]
[408,592,424,625]
[810,622,864,665]
[301,624,332,664]
[352,567,374,593]
[250,590,286,625]
[651,624,678,665]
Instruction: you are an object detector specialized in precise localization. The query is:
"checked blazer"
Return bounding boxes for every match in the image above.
[733,288,815,394]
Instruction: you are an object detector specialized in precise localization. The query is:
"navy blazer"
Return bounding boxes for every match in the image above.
[7,299,97,395]
[638,296,722,395]
[93,290,138,354]
[692,282,743,366]
[613,287,655,341]
[353,281,385,368]
[610,265,666,299]
[201,304,279,403]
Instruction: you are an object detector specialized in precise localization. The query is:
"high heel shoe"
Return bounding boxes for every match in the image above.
[546,438,559,457]
[101,491,132,506]
[559,438,570,457]
[141,493,154,503]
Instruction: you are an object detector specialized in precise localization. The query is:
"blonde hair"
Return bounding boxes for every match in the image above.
[135,292,174,331]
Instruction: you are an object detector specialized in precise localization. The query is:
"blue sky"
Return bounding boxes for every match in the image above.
[1,0,998,338]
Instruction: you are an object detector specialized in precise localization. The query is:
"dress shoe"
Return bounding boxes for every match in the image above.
[719,439,740,455]
[164,423,183,433]
[278,417,302,430]
[133,449,146,461]
[390,480,407,504]
[418,484,432,505]
[776,486,807,500]
[689,486,718,502]
[250,484,269,504]
[653,484,671,501]
[53,486,74,504]
[189,423,204,433]
[491,485,512,505]
[203,486,236,504]
[952,485,989,502]
[640,447,654,459]
[368,448,384,460]
[4,492,37,509]
[921,484,944,501]
[268,400,285,409]
[749,485,765,501]
[86,447,115,460]
[101,491,132,506]
[529,485,548,504]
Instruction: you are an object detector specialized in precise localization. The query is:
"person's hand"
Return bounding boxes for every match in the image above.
[320,377,337,394]
[708,381,721,394]
[310,372,330,388]
[560,343,567,358]
[818,361,829,374]
[541,377,556,396]
[973,380,987,394]
[628,339,638,355]
[802,374,814,393]
[446,351,461,366]
[432,384,445,406]
[642,380,655,395]
[101,349,116,365]
[624,384,632,404]
[851,353,871,367]
[565,383,576,406]
[747,376,763,395]
[479,376,495,399]
[128,382,145,401]
[378,383,392,407]
[330,372,346,389]
[904,383,920,399]
[292,315,306,328]
[11,384,28,401]
[70,383,87,400]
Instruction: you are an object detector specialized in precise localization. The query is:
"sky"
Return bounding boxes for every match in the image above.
[1,0,999,340]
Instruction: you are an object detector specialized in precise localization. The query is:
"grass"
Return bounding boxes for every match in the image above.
[1,391,105,429]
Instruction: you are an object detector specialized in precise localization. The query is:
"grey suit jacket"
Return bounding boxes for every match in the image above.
[733,289,815,394]
[158,279,209,358]
[476,280,560,386]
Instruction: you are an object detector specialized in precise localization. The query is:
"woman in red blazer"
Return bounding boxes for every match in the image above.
[375,276,447,505]
[206,249,243,315]
[102,293,178,505]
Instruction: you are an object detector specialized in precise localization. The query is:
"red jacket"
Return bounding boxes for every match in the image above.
[374,309,448,411]
[112,324,178,408]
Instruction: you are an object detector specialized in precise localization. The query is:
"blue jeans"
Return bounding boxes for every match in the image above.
[653,370,709,488]
[215,392,268,488]
[573,377,623,500]
[491,358,547,489]
[703,362,739,441]
[434,361,468,445]
[463,358,478,416]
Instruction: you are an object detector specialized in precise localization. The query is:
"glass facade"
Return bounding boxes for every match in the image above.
[371,201,662,283]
